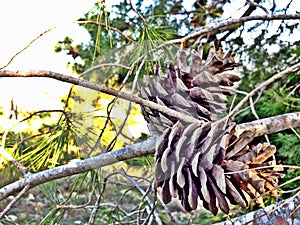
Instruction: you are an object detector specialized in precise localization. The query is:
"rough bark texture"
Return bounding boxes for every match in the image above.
[213,194,300,225]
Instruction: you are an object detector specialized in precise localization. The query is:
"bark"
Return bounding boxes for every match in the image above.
[0,138,155,201]
[236,112,300,136]
[0,70,200,124]
[213,194,300,225]
[0,112,299,201]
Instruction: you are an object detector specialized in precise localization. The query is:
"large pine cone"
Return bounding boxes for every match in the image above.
[139,43,282,215]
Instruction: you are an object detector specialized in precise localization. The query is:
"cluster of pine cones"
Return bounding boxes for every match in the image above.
[138,43,282,215]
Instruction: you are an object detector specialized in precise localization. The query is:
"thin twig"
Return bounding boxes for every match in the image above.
[281,187,300,194]
[88,192,102,225]
[55,171,98,209]
[129,0,147,26]
[87,170,106,225]
[156,195,179,225]
[90,64,135,154]
[138,185,150,225]
[225,62,300,121]
[247,175,300,210]
[246,0,270,14]
[113,169,162,225]
[281,116,300,139]
[76,21,135,42]
[249,95,275,169]
[13,131,52,148]
[0,147,28,175]
[226,89,263,124]
[18,109,67,123]
[111,186,136,212]
[160,13,300,46]
[61,64,131,122]
[224,165,300,175]
[244,190,300,225]
[249,96,270,144]
[0,27,55,70]
[287,204,300,219]
[106,58,145,151]
[79,63,132,78]
[0,184,30,219]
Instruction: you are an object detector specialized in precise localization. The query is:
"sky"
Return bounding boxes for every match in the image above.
[0,0,97,116]
[0,1,94,71]
[0,0,150,135]
[0,0,101,132]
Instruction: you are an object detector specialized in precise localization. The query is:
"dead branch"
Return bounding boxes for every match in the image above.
[106,170,161,225]
[0,138,156,201]
[0,111,299,202]
[79,63,132,78]
[213,191,300,225]
[246,0,270,15]
[0,122,29,175]
[129,0,148,26]
[226,61,300,120]
[0,184,30,220]
[0,27,55,70]
[236,112,300,136]
[0,70,201,124]
[163,13,300,45]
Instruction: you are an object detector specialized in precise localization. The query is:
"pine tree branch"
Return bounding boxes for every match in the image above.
[129,0,148,26]
[0,112,299,202]
[213,192,300,225]
[0,184,30,219]
[0,27,55,70]
[1,61,299,126]
[227,62,300,119]
[236,112,300,136]
[76,21,135,42]
[0,138,156,201]
[163,13,300,45]
[0,70,200,125]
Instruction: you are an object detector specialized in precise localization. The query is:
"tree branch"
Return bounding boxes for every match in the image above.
[76,21,135,42]
[162,13,300,45]
[224,62,300,119]
[129,0,148,26]
[1,112,299,201]
[0,70,200,125]
[213,192,300,225]
[0,27,55,70]
[246,0,269,15]
[227,62,300,120]
[0,138,155,201]
[0,184,30,219]
[236,112,300,136]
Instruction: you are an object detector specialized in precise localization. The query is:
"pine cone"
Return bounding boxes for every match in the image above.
[156,121,282,214]
[138,43,282,215]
